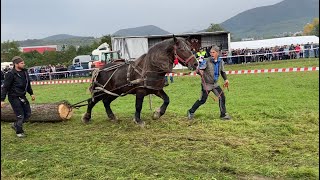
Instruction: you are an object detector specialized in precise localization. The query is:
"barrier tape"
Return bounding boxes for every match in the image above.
[25,48,319,77]
[30,66,319,85]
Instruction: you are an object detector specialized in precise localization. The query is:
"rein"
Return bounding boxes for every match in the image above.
[173,45,195,66]
[199,73,228,102]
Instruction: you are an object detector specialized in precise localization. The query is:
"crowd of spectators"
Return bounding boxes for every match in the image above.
[27,64,66,81]
[27,63,91,81]
[1,62,91,82]
[195,42,319,64]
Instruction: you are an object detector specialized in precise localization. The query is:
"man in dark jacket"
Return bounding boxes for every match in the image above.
[1,56,36,138]
[187,45,231,120]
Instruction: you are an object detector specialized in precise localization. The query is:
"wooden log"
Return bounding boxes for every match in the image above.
[1,101,74,122]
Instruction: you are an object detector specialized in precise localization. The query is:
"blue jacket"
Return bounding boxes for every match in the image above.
[198,57,223,81]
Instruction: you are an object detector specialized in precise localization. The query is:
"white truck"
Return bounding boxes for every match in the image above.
[90,42,122,68]
[72,55,91,69]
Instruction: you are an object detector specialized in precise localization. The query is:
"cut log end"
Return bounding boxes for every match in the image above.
[58,103,74,120]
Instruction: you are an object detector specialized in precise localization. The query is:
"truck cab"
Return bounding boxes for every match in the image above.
[72,55,91,69]
[90,43,122,69]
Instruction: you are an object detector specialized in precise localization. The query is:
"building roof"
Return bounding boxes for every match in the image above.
[112,31,230,39]
[20,45,58,54]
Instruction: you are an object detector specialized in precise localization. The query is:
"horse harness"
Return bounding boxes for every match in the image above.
[69,44,196,109]
[90,45,196,99]
[90,60,165,99]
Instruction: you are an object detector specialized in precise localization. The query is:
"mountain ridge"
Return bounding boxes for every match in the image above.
[112,25,170,36]
[220,0,319,38]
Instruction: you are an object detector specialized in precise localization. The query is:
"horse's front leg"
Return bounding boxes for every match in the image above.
[153,89,170,120]
[134,90,146,127]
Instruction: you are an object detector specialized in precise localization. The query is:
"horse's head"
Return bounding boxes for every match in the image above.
[173,36,198,70]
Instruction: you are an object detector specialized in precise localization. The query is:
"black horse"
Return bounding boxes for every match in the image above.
[82,36,198,126]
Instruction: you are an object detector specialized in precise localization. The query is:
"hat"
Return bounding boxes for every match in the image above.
[12,56,24,64]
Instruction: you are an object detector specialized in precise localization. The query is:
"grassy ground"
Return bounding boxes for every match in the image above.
[1,58,319,179]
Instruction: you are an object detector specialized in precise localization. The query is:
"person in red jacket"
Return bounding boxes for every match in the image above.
[295,44,301,58]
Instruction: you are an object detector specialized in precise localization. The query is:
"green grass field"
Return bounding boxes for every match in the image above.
[1,58,319,179]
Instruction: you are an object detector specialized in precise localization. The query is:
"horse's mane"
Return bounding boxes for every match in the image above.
[134,53,147,67]
[141,38,183,76]
[132,37,190,77]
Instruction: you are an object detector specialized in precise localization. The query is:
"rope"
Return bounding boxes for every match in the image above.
[199,72,228,102]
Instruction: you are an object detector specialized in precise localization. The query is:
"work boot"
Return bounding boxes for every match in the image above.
[220,114,232,120]
[16,133,26,138]
[11,123,25,135]
[187,110,194,120]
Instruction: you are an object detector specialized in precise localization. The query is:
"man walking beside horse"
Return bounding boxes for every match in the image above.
[187,45,232,120]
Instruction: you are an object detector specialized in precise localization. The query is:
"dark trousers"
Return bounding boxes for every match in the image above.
[165,76,173,83]
[8,96,31,134]
[189,85,227,117]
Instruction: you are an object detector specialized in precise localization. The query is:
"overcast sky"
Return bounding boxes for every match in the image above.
[1,0,283,41]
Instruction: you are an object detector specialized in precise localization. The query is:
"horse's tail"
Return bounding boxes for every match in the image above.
[88,69,100,94]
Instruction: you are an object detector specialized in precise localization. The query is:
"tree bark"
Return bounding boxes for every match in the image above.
[1,101,74,122]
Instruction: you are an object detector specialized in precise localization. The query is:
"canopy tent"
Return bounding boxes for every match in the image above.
[230,36,319,50]
[112,37,148,60]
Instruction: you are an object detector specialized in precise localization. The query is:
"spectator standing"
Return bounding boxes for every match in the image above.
[164,58,178,86]
[314,43,319,58]
[304,43,310,58]
[196,47,207,58]
[295,44,301,59]
[299,44,304,58]
[310,42,314,58]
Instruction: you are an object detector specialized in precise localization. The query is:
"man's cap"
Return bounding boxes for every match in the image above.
[12,56,24,64]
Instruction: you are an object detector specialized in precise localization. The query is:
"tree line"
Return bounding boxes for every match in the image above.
[303,18,319,36]
[1,35,111,68]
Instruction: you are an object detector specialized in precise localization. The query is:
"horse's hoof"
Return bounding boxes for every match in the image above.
[152,110,161,120]
[82,113,91,124]
[109,116,119,123]
[108,114,117,120]
[133,118,145,127]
